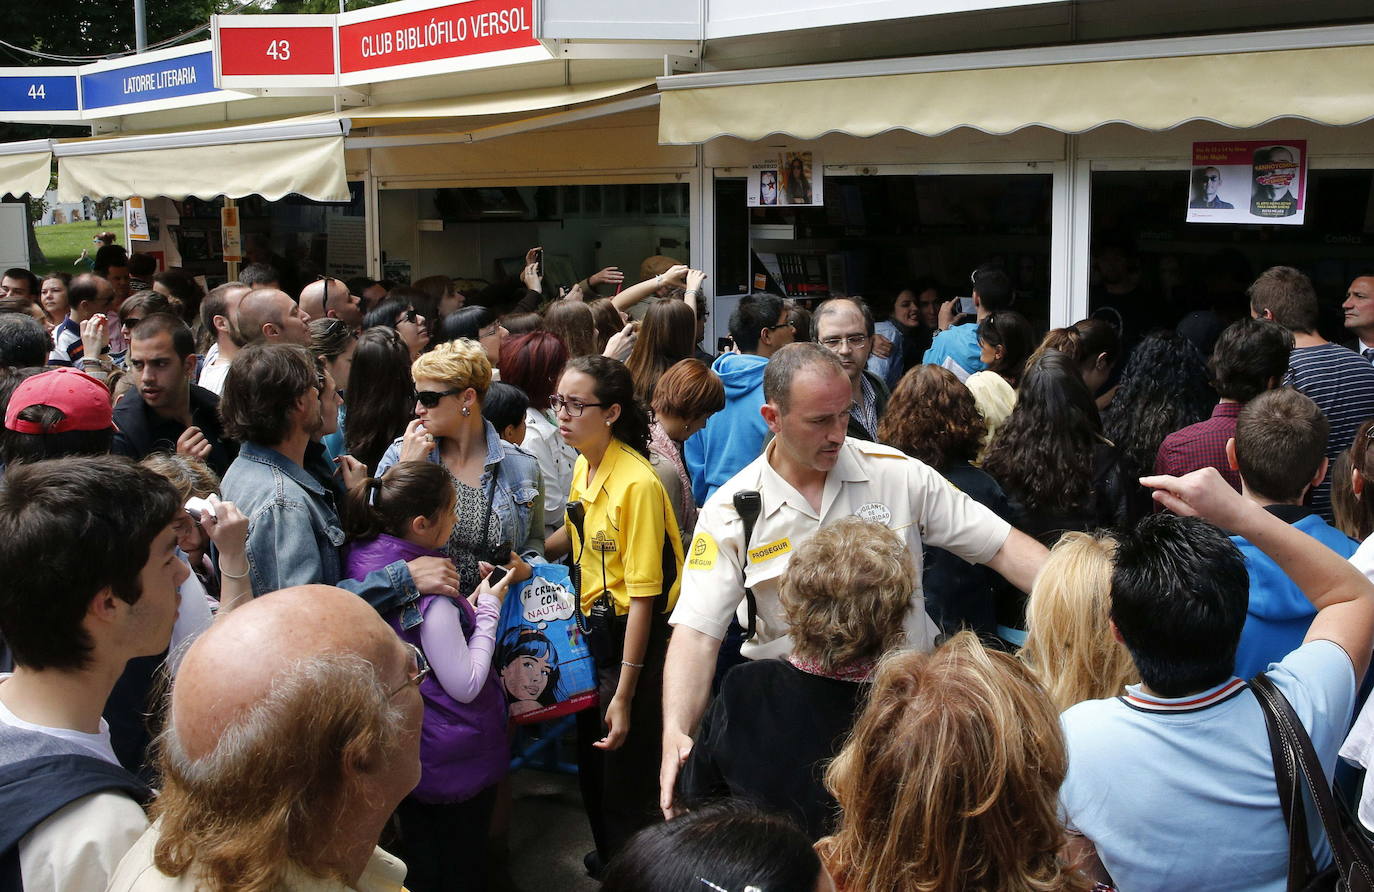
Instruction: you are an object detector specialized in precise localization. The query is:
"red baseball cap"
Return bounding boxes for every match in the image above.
[4,368,113,434]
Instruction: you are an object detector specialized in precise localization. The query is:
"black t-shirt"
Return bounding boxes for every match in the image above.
[678,659,867,840]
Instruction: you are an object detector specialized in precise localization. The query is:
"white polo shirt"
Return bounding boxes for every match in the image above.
[669,437,1011,659]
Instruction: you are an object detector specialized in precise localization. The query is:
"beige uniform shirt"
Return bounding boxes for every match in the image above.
[669,437,1012,659]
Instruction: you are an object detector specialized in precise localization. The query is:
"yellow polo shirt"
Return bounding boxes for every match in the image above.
[567,438,684,615]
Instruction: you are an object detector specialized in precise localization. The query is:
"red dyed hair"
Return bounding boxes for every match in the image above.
[499,331,569,410]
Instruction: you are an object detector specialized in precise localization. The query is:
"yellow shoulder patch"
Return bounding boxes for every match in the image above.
[687,531,719,571]
[747,537,792,564]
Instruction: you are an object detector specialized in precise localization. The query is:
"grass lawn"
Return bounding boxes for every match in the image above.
[32,217,124,277]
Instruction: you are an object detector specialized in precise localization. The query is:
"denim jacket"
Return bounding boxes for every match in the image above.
[221,441,421,626]
[378,420,545,563]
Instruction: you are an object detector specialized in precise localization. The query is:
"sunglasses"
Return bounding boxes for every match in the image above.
[397,307,418,324]
[416,387,463,408]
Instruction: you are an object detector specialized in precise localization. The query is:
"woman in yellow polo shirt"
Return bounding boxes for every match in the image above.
[554,354,684,866]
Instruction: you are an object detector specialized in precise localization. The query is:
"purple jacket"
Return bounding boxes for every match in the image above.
[346,534,508,803]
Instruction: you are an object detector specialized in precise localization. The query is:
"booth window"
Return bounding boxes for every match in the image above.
[379,183,690,291]
[717,172,1053,330]
[1089,169,1374,345]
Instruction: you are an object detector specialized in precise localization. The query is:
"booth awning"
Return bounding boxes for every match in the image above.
[49,78,655,201]
[55,118,350,202]
[348,77,655,128]
[658,44,1374,144]
[0,140,54,198]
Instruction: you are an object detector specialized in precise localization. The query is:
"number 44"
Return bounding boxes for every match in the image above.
[266,39,291,61]
[27,84,45,100]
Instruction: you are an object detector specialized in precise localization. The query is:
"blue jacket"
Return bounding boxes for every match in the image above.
[866,320,905,390]
[221,441,421,624]
[377,420,545,563]
[1232,506,1360,679]
[684,352,770,506]
[922,322,985,378]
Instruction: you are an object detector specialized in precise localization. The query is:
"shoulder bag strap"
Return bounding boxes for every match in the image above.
[1253,675,1319,891]
[731,491,762,640]
[1253,672,1374,892]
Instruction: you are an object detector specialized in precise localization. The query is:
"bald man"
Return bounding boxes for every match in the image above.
[107,585,422,891]
[299,277,363,331]
[234,288,311,347]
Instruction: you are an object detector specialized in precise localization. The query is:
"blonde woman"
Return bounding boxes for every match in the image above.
[818,632,1095,892]
[378,338,544,596]
[1020,531,1137,712]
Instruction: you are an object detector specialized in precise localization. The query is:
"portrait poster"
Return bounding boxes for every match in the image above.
[220,207,242,262]
[747,152,824,207]
[1186,140,1306,225]
[747,160,780,207]
[125,196,150,241]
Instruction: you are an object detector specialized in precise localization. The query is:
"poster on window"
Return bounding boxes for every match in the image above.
[1186,140,1306,225]
[125,197,149,241]
[747,152,824,207]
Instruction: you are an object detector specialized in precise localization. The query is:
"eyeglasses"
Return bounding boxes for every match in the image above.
[397,307,418,324]
[766,321,792,332]
[388,643,431,699]
[478,322,503,339]
[415,387,463,408]
[819,334,870,349]
[316,317,349,336]
[549,394,607,417]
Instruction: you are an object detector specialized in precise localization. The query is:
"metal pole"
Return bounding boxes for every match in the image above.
[133,0,147,52]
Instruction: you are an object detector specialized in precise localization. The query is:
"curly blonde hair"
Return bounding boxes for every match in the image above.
[779,517,913,672]
[819,632,1091,892]
[411,338,491,398]
[1020,531,1135,712]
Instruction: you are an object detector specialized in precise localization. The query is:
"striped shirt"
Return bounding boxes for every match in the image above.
[1285,342,1374,520]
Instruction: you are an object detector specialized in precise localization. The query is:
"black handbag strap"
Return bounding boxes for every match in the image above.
[1253,672,1374,891]
[1255,676,1320,890]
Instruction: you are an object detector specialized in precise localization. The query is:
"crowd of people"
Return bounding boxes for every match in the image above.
[4,240,1374,892]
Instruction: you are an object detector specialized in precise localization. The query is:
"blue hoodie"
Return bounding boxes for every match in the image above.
[684,352,770,506]
[1231,508,1360,680]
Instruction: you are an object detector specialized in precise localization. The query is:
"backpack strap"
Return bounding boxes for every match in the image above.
[0,753,149,889]
[732,491,762,640]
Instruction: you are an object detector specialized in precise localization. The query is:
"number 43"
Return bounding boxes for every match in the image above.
[266,40,291,61]
[27,84,45,100]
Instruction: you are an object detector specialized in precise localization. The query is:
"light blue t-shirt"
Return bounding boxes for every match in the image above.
[1060,639,1357,892]
[921,322,984,379]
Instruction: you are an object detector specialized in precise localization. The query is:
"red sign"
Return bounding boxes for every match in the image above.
[219,26,335,77]
[339,0,537,74]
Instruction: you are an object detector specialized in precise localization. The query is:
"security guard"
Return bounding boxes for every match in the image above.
[660,343,1048,814]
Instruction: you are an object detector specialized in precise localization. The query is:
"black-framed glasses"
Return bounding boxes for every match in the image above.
[765,321,791,332]
[549,394,606,417]
[388,642,431,698]
[819,334,870,349]
[315,317,349,337]
[415,387,462,408]
[397,307,418,324]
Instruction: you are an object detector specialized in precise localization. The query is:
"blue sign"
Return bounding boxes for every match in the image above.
[0,74,80,114]
[81,50,217,110]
